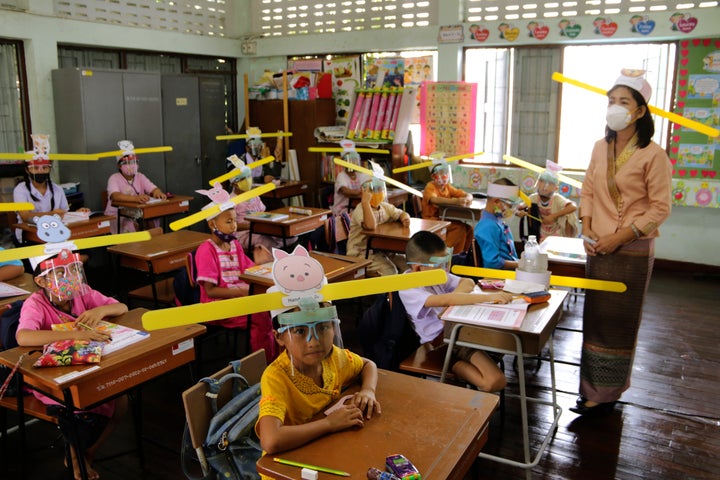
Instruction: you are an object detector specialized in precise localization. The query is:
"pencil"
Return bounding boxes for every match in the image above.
[76,322,94,331]
[273,458,350,477]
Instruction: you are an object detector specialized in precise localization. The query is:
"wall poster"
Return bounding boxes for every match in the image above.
[419,82,477,157]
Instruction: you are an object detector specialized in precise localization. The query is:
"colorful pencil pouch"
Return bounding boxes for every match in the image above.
[32,339,104,367]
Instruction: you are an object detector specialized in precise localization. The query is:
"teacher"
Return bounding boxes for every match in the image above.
[571,69,672,416]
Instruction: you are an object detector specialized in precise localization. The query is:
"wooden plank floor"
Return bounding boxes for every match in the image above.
[1,270,718,479]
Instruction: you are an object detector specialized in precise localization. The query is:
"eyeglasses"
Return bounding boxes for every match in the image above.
[278,320,338,342]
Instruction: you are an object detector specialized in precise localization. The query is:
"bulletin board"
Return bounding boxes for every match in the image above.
[670,36,720,208]
[419,82,477,157]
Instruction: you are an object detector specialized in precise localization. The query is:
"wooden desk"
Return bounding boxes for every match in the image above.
[439,198,487,225]
[0,273,37,309]
[363,217,450,258]
[247,206,331,249]
[0,308,205,480]
[256,369,498,480]
[440,290,568,473]
[111,194,193,232]
[107,230,210,306]
[540,235,586,278]
[260,180,308,201]
[239,251,371,294]
[13,215,116,244]
[349,188,409,209]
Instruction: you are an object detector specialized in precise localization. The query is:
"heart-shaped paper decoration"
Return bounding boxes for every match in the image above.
[599,22,617,37]
[474,28,489,41]
[504,27,520,41]
[636,20,655,35]
[564,24,581,38]
[677,17,697,33]
[678,169,686,177]
[533,25,550,40]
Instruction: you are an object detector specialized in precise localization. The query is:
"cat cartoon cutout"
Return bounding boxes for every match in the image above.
[268,245,328,307]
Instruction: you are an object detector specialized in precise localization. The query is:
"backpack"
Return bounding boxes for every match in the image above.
[357,292,419,371]
[174,250,200,306]
[181,360,262,480]
[0,299,25,398]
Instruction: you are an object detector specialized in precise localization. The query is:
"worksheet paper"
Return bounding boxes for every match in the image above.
[440,302,529,329]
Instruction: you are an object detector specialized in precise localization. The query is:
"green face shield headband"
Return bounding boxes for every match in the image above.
[277,298,341,342]
[407,247,454,271]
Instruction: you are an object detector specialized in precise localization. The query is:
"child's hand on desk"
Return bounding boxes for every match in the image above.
[136,194,152,203]
[326,404,365,431]
[75,327,112,343]
[352,388,381,419]
[483,292,513,304]
[74,309,108,328]
[400,213,411,227]
[152,190,167,200]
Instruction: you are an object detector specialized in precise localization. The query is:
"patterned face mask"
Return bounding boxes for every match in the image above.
[45,275,84,302]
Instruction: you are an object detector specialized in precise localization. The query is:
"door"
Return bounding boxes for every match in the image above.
[198,75,228,188]
[161,74,204,219]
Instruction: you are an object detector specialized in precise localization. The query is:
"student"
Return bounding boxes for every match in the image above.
[228,156,293,252]
[256,300,380,456]
[15,249,129,480]
[345,178,411,276]
[523,160,579,242]
[104,140,167,234]
[194,205,276,363]
[474,179,521,270]
[0,247,24,280]
[332,151,369,216]
[398,231,512,392]
[421,159,474,254]
[12,134,89,242]
[245,129,284,185]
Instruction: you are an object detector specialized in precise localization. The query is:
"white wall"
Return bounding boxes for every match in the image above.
[2,2,719,266]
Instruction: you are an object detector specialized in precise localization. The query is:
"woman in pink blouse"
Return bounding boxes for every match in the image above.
[571,70,672,416]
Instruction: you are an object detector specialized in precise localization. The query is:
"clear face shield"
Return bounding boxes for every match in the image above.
[362,179,387,208]
[342,151,362,174]
[247,138,264,159]
[37,250,89,303]
[407,247,454,272]
[276,300,344,377]
[430,162,452,187]
[535,171,559,201]
[230,166,253,192]
[118,155,139,176]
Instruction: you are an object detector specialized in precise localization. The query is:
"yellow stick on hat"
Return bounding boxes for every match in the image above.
[94,146,173,158]
[209,156,276,186]
[142,269,448,330]
[217,132,293,141]
[451,265,627,293]
[0,202,35,212]
[393,152,484,174]
[0,153,99,161]
[503,154,584,190]
[552,72,719,138]
[334,157,423,198]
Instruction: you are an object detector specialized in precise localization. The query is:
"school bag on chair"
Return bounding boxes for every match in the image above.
[181,359,262,480]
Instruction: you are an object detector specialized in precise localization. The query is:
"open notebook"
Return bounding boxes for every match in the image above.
[51,320,150,355]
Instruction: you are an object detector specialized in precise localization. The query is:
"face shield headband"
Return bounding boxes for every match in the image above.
[407,247,454,272]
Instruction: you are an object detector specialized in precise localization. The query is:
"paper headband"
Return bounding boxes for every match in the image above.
[487,183,520,200]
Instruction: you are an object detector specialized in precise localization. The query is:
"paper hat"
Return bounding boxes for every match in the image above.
[277,297,339,327]
[612,69,652,104]
[27,134,51,166]
[30,248,81,274]
[487,182,520,201]
[197,182,234,219]
[226,155,252,182]
[246,127,263,142]
[116,140,136,161]
[538,159,562,185]
[428,152,449,173]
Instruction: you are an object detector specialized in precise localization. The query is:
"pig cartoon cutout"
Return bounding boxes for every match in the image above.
[269,245,328,307]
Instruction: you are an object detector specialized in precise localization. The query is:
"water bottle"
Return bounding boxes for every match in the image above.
[523,235,540,272]
[367,467,400,480]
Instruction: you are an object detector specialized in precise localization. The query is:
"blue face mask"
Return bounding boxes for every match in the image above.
[212,228,236,243]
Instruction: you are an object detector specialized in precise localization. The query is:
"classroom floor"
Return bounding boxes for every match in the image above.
[1,269,719,480]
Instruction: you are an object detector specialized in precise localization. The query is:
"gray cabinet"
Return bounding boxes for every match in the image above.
[52,68,165,211]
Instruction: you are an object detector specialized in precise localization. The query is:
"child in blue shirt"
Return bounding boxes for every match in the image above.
[474,179,521,270]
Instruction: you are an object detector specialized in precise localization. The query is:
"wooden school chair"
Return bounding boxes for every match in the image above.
[181,349,266,478]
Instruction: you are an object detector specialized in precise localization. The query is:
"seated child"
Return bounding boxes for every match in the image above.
[332,152,369,216]
[525,161,578,242]
[345,178,411,276]
[15,249,129,480]
[104,140,167,234]
[474,178,521,270]
[421,159,474,254]
[195,203,276,363]
[13,134,90,243]
[398,231,512,392]
[256,299,380,455]
[0,247,24,280]
[228,156,294,252]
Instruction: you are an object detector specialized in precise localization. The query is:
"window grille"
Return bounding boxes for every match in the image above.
[464,0,718,23]
[252,0,437,37]
[52,0,227,37]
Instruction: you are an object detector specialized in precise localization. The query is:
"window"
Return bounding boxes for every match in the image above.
[0,39,29,154]
[463,42,676,170]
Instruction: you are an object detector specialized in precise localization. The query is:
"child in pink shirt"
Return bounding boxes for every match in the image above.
[104,140,166,233]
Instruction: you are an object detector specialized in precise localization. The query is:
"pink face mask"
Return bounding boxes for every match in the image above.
[120,162,138,177]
